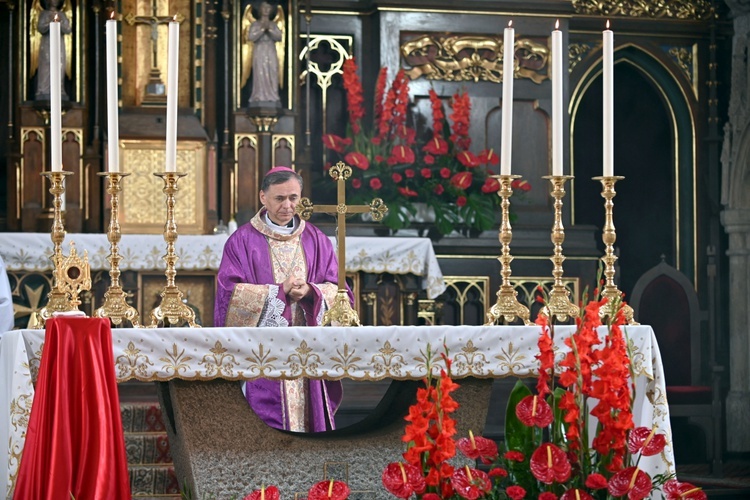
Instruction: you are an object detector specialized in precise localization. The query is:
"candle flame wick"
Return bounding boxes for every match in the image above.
[173,14,178,22]
[508,20,513,28]
[606,19,611,30]
[555,19,559,30]
[110,11,115,20]
[53,13,59,22]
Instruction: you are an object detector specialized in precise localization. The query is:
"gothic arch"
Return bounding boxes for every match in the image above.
[570,43,697,280]
[726,122,750,209]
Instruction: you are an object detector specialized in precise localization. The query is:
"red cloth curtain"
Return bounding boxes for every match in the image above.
[14,317,131,500]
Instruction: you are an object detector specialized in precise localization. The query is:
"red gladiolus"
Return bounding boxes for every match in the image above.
[516,395,554,428]
[506,485,526,500]
[480,177,501,194]
[585,473,609,489]
[539,493,558,500]
[607,467,652,500]
[449,91,472,150]
[421,168,433,178]
[560,489,594,500]
[535,314,555,398]
[423,136,449,155]
[503,450,525,462]
[450,171,473,190]
[479,148,500,165]
[663,479,707,500]
[405,168,415,178]
[488,468,508,479]
[434,184,445,195]
[307,479,350,500]
[370,178,382,190]
[243,485,280,500]
[628,426,667,457]
[342,58,365,134]
[351,178,361,189]
[440,167,452,179]
[374,67,388,123]
[450,466,492,500]
[371,136,382,146]
[388,145,415,165]
[344,152,370,171]
[429,88,445,135]
[322,134,351,153]
[457,151,481,168]
[382,462,426,498]
[530,443,571,484]
[398,186,419,197]
[456,196,467,207]
[392,173,403,183]
[456,432,499,463]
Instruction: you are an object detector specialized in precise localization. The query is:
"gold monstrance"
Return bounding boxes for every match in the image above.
[296,161,388,326]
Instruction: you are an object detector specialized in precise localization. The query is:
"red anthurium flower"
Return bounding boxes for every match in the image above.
[663,479,707,500]
[506,485,526,500]
[457,151,481,168]
[607,467,652,500]
[344,152,370,171]
[628,426,667,456]
[479,148,500,165]
[560,489,594,500]
[423,136,449,155]
[434,184,445,195]
[307,479,350,500]
[516,395,554,427]
[388,145,416,165]
[392,173,403,183]
[370,178,382,190]
[503,450,525,462]
[351,178,361,189]
[382,462,426,498]
[450,466,492,500]
[511,179,532,192]
[530,443,571,484]
[243,485,280,500]
[539,493,558,500]
[585,473,609,489]
[322,134,351,153]
[456,431,498,462]
[480,177,501,194]
[398,186,419,197]
[450,171,473,190]
[456,196,467,207]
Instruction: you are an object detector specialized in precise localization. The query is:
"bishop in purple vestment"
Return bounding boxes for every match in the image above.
[214,167,346,432]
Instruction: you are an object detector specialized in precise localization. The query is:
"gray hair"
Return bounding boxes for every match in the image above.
[260,169,303,192]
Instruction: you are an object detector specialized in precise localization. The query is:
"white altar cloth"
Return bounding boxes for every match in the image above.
[0,324,674,498]
[0,233,446,298]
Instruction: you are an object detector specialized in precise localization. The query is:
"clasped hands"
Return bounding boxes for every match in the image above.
[282,276,312,302]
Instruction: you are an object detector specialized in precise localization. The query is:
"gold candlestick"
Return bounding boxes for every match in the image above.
[485,175,532,326]
[148,172,199,328]
[94,172,142,327]
[593,176,636,324]
[540,175,579,322]
[39,170,74,323]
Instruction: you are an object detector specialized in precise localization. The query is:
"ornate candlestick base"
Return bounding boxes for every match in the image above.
[485,175,531,326]
[39,170,74,324]
[539,175,579,322]
[94,172,142,327]
[322,289,361,326]
[148,172,200,328]
[593,175,637,325]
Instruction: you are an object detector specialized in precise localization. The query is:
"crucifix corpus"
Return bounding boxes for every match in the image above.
[296,161,387,326]
[124,2,185,105]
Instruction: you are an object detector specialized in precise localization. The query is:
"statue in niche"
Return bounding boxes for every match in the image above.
[30,0,73,101]
[241,1,285,107]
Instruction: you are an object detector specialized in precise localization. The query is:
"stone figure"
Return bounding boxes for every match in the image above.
[241,1,285,106]
[30,0,73,101]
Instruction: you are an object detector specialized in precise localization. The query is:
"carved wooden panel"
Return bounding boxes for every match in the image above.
[273,135,294,167]
[138,271,216,327]
[234,134,259,223]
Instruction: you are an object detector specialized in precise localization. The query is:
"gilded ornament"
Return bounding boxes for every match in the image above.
[569,43,593,73]
[571,0,713,19]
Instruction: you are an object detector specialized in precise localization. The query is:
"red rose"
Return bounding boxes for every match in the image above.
[405,169,415,178]
[434,184,445,195]
[344,152,370,170]
[585,473,608,489]
[440,167,452,179]
[481,177,501,194]
[450,171,473,190]
[370,178,382,190]
[506,485,526,500]
[392,173,403,183]
[424,154,435,165]
[456,196,467,207]
[421,168,432,178]
[351,178,361,189]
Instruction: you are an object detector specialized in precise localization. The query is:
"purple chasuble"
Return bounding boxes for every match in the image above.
[215,211,346,432]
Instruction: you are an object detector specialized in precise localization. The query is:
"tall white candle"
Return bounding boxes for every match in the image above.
[603,20,614,177]
[552,20,563,176]
[50,15,62,172]
[166,16,179,172]
[106,14,119,172]
[501,21,515,176]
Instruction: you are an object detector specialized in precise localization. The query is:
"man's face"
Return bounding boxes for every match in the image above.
[260,178,301,226]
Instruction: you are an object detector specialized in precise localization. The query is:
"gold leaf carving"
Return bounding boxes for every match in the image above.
[571,0,713,19]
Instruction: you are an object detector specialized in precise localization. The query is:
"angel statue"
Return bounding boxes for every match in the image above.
[30,0,73,101]
[241,1,285,107]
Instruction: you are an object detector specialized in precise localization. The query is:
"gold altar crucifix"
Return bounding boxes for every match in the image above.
[296,161,387,326]
[124,1,185,105]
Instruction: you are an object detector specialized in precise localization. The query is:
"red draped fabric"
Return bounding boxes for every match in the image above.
[14,317,131,500]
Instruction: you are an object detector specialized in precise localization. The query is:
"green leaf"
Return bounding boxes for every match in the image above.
[505,380,534,454]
